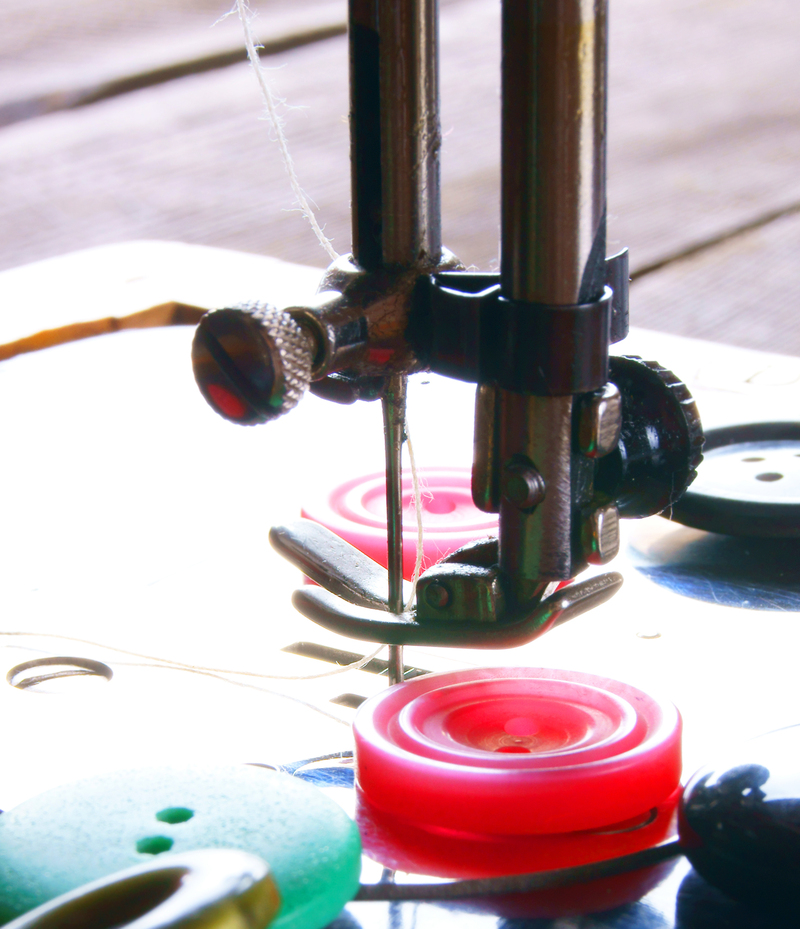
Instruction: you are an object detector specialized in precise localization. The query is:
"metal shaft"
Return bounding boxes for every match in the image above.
[382,373,407,684]
[349,0,440,681]
[386,646,405,688]
[501,0,608,305]
[498,393,574,595]
[498,0,609,592]
[349,0,442,270]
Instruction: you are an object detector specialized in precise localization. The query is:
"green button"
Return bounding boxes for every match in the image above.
[0,765,361,929]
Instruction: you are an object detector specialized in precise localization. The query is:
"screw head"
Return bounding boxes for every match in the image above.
[502,462,546,510]
[425,581,451,609]
[192,304,313,425]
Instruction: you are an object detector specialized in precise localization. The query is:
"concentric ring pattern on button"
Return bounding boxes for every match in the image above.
[354,667,681,835]
[301,468,498,579]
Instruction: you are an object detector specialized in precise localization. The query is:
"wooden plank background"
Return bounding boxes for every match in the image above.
[1,0,799,355]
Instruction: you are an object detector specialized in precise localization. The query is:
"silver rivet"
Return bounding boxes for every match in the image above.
[583,504,620,565]
[577,383,622,458]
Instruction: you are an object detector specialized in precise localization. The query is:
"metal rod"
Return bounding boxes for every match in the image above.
[348,0,438,680]
[501,0,608,304]
[497,0,609,592]
[386,646,405,687]
[498,392,574,593]
[382,373,407,684]
[349,0,382,270]
[348,0,442,270]
[383,374,406,611]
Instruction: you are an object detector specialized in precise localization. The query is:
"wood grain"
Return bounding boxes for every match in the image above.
[0,0,797,353]
[0,0,463,125]
[0,35,353,272]
[0,1,345,121]
[608,0,800,271]
[630,208,800,355]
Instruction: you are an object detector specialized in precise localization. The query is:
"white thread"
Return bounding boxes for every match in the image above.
[0,631,384,682]
[404,420,425,611]
[117,662,350,726]
[233,1,430,611]
[234,0,339,261]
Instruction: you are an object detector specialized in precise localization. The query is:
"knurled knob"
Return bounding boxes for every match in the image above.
[596,355,704,518]
[192,303,314,425]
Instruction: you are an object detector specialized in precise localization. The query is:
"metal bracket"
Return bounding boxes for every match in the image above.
[271,519,622,647]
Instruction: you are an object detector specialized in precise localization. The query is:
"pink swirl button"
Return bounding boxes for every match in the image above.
[301,467,498,578]
[354,667,682,836]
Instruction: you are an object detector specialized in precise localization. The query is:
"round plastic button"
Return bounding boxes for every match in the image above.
[354,667,681,835]
[301,467,498,578]
[0,765,361,929]
[671,422,800,537]
[356,788,681,888]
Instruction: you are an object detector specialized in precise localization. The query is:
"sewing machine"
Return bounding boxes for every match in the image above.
[1,0,799,926]
[191,0,702,668]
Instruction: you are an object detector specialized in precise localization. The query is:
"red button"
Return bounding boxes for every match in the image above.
[302,468,498,578]
[354,666,682,836]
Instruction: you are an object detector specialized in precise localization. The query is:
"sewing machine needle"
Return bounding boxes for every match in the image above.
[382,373,407,684]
